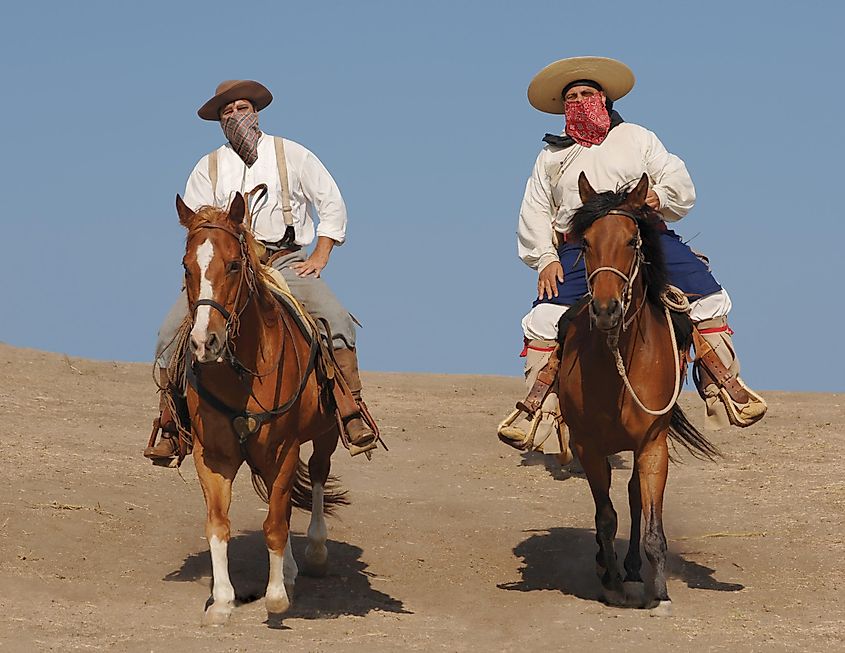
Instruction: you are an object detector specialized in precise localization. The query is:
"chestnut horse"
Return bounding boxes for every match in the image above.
[176,193,347,626]
[559,173,719,615]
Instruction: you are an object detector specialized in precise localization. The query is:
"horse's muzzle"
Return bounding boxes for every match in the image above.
[190,329,225,364]
[591,298,622,331]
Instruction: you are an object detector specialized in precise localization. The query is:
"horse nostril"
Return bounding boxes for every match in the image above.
[608,298,620,314]
[189,337,199,353]
[206,332,219,352]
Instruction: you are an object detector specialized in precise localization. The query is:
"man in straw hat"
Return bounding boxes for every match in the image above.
[145,80,378,464]
[498,57,766,458]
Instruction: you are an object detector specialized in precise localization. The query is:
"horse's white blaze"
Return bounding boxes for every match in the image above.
[305,483,328,569]
[209,535,235,607]
[266,545,291,613]
[190,239,215,355]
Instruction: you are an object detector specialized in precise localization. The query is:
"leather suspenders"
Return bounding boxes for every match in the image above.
[207,136,296,237]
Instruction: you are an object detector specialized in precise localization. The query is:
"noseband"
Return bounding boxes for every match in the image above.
[584,209,644,331]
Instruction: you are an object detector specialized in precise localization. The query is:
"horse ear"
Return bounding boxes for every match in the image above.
[176,194,195,228]
[628,173,650,208]
[578,172,596,203]
[228,192,246,225]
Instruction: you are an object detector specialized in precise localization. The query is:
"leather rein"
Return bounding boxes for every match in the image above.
[184,221,320,449]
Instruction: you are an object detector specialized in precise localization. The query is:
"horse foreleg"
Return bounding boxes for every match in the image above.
[194,440,239,626]
[623,461,646,606]
[637,433,672,616]
[578,445,625,605]
[304,434,336,577]
[263,442,300,618]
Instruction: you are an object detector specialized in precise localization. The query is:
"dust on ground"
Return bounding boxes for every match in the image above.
[0,343,842,652]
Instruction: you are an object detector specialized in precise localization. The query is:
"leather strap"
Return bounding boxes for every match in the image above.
[273,137,295,228]
[209,149,218,198]
[517,346,560,414]
[692,329,750,404]
[194,298,231,321]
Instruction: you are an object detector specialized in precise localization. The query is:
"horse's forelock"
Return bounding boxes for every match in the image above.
[572,187,669,307]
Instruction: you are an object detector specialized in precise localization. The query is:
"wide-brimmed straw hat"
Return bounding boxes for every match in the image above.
[527,57,635,114]
[197,80,273,121]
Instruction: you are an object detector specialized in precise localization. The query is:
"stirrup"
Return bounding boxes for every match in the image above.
[715,380,768,428]
[348,437,378,457]
[693,362,767,428]
[497,408,543,451]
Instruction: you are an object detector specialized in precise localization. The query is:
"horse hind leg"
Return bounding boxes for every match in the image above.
[623,462,646,607]
[304,435,337,577]
[637,433,673,616]
[580,447,625,605]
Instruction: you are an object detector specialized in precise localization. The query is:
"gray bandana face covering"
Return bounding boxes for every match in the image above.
[221,111,262,166]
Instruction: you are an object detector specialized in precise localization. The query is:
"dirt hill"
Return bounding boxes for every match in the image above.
[0,343,842,652]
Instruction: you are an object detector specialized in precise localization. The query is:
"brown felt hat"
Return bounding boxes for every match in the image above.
[197,80,273,121]
[527,57,635,114]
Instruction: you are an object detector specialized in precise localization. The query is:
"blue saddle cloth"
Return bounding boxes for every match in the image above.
[534,229,722,308]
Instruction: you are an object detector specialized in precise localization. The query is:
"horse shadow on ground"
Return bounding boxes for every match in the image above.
[497,527,743,604]
[164,531,410,619]
[519,451,628,481]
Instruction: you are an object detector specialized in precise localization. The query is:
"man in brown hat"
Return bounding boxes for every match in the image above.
[146,80,377,463]
[498,57,767,457]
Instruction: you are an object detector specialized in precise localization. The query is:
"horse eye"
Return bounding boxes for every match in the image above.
[227,261,241,274]
[581,238,590,250]
[182,262,192,277]
[628,237,638,247]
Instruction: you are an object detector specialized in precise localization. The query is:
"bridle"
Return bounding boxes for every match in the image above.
[183,220,320,453]
[581,207,682,417]
[584,209,644,334]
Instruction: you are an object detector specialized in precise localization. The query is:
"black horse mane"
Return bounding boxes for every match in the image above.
[570,186,669,309]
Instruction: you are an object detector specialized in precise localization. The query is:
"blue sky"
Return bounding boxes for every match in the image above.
[1,0,842,391]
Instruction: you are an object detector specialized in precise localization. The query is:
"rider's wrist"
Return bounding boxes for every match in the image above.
[537,254,560,274]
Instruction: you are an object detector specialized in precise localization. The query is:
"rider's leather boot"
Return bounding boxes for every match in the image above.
[144,369,188,464]
[497,340,572,463]
[333,347,378,456]
[693,317,767,429]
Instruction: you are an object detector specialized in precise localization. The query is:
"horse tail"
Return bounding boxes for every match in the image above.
[249,459,349,514]
[250,470,271,504]
[668,405,721,462]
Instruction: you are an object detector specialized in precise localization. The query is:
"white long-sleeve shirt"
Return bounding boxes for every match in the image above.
[184,132,348,246]
[517,122,696,271]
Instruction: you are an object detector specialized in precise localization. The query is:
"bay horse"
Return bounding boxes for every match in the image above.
[176,192,347,626]
[558,172,720,615]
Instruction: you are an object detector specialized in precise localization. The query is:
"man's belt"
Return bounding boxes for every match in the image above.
[261,240,301,266]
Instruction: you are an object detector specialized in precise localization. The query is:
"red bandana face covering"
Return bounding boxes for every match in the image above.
[564,93,611,147]
[221,111,262,166]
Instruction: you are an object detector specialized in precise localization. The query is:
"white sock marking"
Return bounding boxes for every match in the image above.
[266,546,290,612]
[305,483,328,570]
[209,535,235,606]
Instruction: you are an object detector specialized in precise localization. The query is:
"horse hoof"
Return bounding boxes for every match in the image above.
[265,595,291,616]
[649,600,673,617]
[602,587,627,607]
[623,581,646,607]
[202,603,232,627]
[304,544,328,577]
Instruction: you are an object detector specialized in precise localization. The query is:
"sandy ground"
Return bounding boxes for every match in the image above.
[0,342,842,652]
